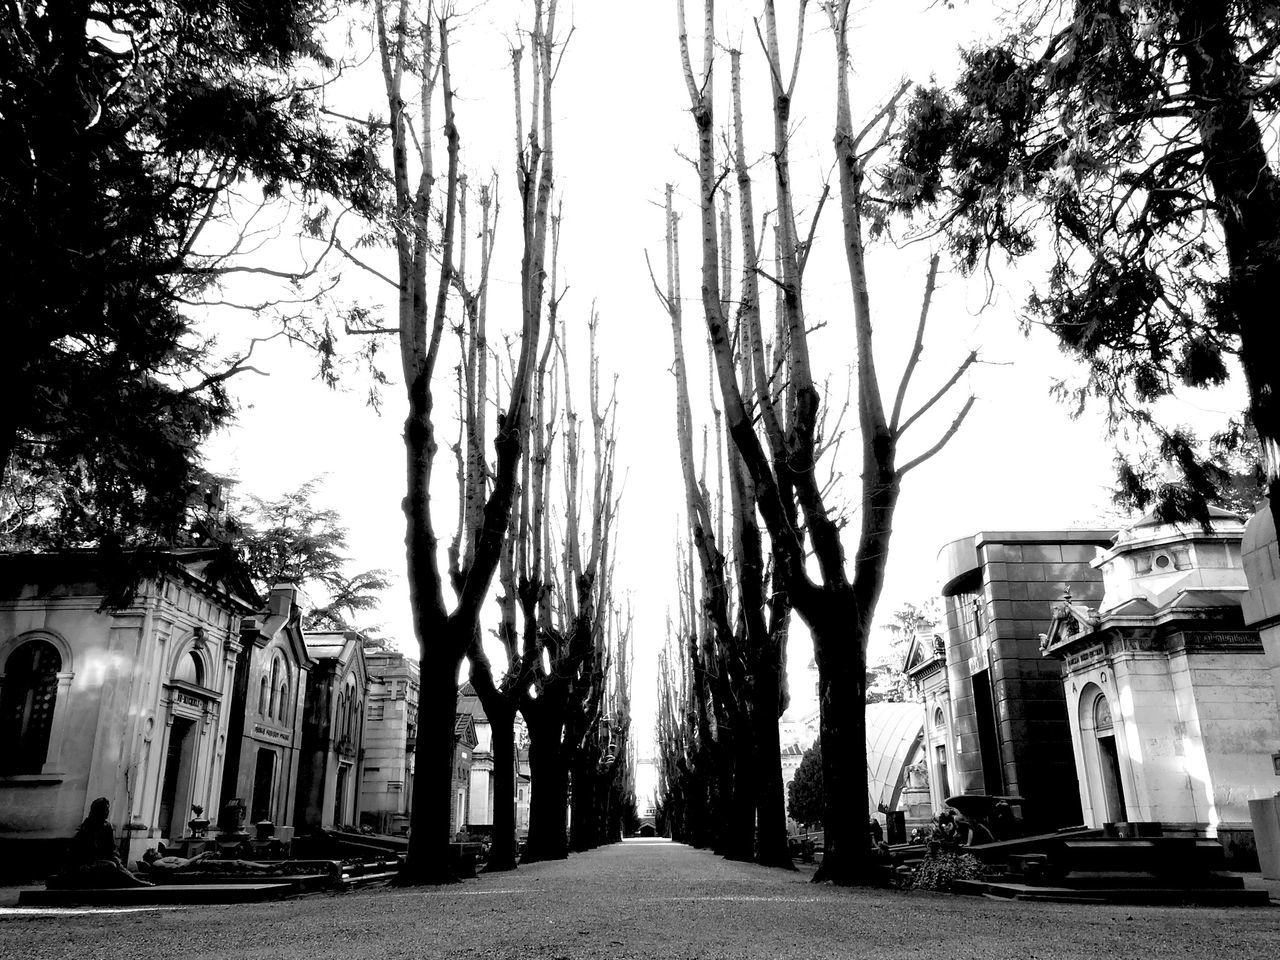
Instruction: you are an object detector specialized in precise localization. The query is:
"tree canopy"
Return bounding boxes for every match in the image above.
[0,1,379,550]
[884,0,1280,517]
[233,479,388,631]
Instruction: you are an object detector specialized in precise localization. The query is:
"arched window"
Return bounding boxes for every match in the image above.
[0,639,62,775]
[277,682,289,723]
[259,676,269,715]
[174,651,203,687]
[932,708,945,729]
[338,678,357,741]
[268,657,281,717]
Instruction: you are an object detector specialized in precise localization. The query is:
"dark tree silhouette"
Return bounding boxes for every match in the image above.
[358,0,560,884]
[0,1,377,548]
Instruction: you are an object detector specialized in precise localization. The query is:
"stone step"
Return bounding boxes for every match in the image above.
[1005,870,1246,890]
[1057,838,1226,873]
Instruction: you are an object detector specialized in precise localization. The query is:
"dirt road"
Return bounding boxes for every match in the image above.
[2,838,1277,958]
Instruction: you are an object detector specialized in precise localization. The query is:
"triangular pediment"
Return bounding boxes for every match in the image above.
[454,713,478,749]
[903,632,944,676]
[1040,598,1100,655]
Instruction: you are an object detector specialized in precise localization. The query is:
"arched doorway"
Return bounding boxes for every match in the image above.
[1079,684,1127,825]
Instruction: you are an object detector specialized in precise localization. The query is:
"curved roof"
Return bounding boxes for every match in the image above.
[865,701,924,813]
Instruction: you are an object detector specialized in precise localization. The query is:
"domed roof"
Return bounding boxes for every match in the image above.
[1131,504,1243,528]
[866,701,925,813]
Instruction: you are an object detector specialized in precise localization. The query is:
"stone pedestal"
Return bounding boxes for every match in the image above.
[1248,795,1280,881]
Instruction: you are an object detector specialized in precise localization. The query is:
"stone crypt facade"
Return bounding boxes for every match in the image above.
[294,630,370,831]
[0,549,260,874]
[904,630,955,812]
[1041,508,1280,857]
[359,649,419,835]
[219,583,312,835]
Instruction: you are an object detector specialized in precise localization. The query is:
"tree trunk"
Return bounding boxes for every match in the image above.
[569,757,596,852]
[485,701,519,872]
[1176,1,1280,500]
[400,648,462,885]
[751,660,792,868]
[809,599,870,885]
[466,626,520,872]
[523,712,568,862]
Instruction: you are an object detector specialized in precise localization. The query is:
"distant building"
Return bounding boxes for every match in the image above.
[0,548,260,873]
[937,529,1115,830]
[293,630,369,831]
[456,683,494,828]
[779,705,819,755]
[359,649,419,835]
[516,744,531,836]
[454,682,531,836]
[780,742,806,833]
[1041,508,1280,849]
[452,712,476,837]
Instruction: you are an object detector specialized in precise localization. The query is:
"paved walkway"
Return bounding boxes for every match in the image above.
[2,839,1278,958]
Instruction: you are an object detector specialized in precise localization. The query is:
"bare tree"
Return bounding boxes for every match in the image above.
[465,206,563,873]
[518,307,623,861]
[362,0,559,884]
[673,0,975,883]
[653,178,794,865]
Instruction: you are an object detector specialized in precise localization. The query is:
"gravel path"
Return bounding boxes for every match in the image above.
[2,838,1278,959]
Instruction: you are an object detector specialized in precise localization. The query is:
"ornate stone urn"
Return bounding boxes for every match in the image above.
[187,804,210,838]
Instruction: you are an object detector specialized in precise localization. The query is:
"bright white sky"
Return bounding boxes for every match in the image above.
[202,1,1246,779]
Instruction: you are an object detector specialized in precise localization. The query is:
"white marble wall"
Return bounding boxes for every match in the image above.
[1063,646,1280,832]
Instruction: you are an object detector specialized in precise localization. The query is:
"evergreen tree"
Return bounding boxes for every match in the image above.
[234,479,388,631]
[885,0,1280,516]
[0,1,378,548]
[787,744,823,830]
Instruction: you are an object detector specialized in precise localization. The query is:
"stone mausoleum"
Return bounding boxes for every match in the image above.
[0,549,261,872]
[935,529,1116,830]
[0,547,384,877]
[294,630,370,831]
[1039,508,1279,856]
[360,648,419,835]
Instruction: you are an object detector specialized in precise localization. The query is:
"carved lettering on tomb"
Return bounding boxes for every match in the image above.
[251,723,292,743]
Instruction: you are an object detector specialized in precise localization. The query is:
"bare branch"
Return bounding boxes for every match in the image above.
[897,348,977,437]
[889,253,940,432]
[896,396,976,478]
